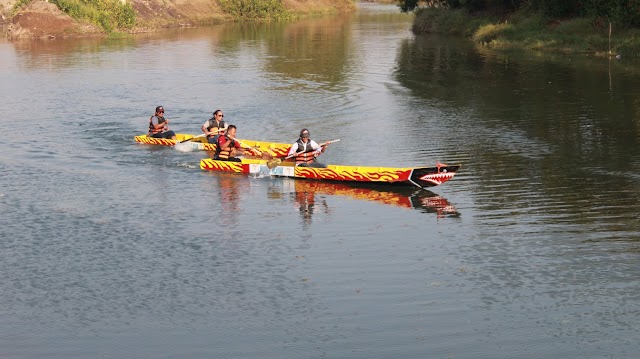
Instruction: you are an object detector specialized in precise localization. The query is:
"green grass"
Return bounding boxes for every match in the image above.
[412,8,488,36]
[49,0,135,33]
[412,8,640,57]
[472,22,512,43]
[218,0,294,21]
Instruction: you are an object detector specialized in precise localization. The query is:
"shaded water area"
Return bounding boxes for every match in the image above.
[1,3,640,358]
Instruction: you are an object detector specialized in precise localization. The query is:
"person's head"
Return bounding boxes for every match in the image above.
[300,128,310,141]
[213,110,224,121]
[155,106,165,116]
[226,124,237,137]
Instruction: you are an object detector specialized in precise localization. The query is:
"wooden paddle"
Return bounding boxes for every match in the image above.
[266,139,340,169]
[178,133,207,143]
[265,152,300,169]
[234,139,274,160]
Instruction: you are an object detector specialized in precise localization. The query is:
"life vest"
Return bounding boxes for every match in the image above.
[148,115,166,135]
[294,138,317,165]
[215,135,236,160]
[206,118,227,138]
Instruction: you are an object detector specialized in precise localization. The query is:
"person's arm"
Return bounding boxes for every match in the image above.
[202,120,210,135]
[151,116,168,130]
[218,136,233,150]
[310,140,327,155]
[287,143,299,157]
[232,139,245,155]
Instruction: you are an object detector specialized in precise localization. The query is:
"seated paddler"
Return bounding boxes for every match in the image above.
[287,128,329,168]
[148,106,176,140]
[202,109,228,144]
[214,125,245,162]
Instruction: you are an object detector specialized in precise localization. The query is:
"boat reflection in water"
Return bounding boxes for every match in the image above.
[268,178,459,226]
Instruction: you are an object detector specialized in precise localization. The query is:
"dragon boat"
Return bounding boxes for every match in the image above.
[134,134,292,157]
[200,158,460,189]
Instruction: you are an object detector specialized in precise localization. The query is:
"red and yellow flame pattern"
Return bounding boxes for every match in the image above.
[135,134,291,155]
[295,165,411,183]
[199,158,459,189]
[200,158,246,173]
[293,180,458,215]
[294,180,413,208]
[134,135,177,146]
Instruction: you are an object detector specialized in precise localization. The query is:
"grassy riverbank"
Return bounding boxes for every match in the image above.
[412,7,640,57]
[6,0,355,39]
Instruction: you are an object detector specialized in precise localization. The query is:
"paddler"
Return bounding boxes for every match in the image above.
[148,106,176,140]
[202,109,228,144]
[214,125,245,162]
[287,128,329,168]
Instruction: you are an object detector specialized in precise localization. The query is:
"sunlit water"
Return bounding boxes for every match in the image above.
[1,3,640,358]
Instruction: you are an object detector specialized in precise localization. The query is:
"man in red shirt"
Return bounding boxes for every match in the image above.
[214,125,245,162]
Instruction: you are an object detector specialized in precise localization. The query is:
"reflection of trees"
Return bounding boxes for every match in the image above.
[214,15,354,90]
[395,35,640,227]
[263,15,353,89]
[395,35,640,350]
[11,37,138,70]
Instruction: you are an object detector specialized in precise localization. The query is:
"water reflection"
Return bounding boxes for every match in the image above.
[10,37,138,70]
[394,34,640,234]
[268,178,459,227]
[208,172,245,228]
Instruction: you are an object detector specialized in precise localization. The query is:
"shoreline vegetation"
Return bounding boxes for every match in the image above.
[2,0,356,40]
[402,0,640,58]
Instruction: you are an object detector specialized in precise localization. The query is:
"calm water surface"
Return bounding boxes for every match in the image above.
[1,3,640,358]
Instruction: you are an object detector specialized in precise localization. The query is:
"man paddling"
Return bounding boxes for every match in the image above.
[214,125,245,162]
[148,106,176,140]
[287,129,329,168]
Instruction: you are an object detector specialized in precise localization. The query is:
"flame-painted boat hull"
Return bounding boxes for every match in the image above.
[200,158,460,189]
[134,134,292,157]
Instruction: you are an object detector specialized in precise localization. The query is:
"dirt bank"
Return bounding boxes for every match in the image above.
[6,1,102,40]
[4,0,356,40]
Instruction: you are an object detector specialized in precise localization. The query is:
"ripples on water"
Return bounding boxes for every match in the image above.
[2,3,640,358]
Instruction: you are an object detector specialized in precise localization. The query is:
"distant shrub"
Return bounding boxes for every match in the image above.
[615,31,640,56]
[218,0,292,21]
[50,0,136,32]
[412,7,482,36]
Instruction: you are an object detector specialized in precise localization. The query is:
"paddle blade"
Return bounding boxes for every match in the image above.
[266,158,282,169]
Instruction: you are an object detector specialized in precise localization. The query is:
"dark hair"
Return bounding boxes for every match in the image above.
[213,109,222,116]
[300,128,310,138]
[155,106,164,112]
[227,124,237,131]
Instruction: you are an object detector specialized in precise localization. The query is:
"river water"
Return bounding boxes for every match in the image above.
[1,3,640,358]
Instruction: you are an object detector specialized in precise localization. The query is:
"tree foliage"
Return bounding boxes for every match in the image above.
[398,0,640,28]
